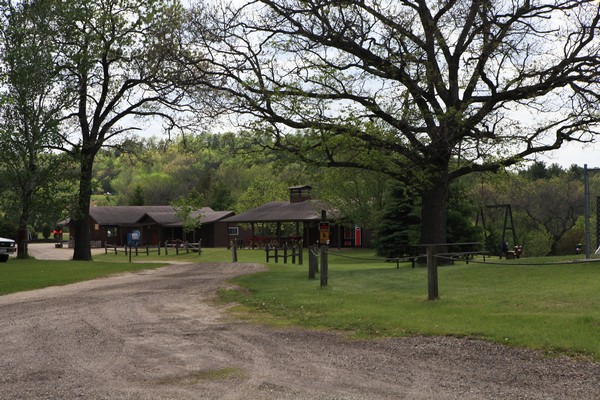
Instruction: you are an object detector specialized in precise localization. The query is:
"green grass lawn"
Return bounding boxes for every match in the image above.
[0,258,168,295]
[5,246,600,359]
[217,249,600,359]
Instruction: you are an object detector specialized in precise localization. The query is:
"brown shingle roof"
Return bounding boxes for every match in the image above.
[89,206,233,227]
[223,200,335,223]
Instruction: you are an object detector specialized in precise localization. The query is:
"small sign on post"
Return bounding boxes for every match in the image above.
[319,221,330,243]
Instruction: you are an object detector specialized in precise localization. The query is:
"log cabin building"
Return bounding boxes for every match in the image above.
[66,205,234,248]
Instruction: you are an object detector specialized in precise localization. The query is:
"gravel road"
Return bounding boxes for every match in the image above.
[1,260,600,399]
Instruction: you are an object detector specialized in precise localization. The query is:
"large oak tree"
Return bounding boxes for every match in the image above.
[47,0,193,260]
[186,0,600,244]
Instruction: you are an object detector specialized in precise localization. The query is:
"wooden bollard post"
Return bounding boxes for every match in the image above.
[231,241,238,262]
[298,240,303,265]
[283,244,288,264]
[320,245,328,287]
[308,246,317,279]
[265,244,270,263]
[427,245,439,300]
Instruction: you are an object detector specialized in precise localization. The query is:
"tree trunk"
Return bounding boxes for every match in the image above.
[17,192,32,259]
[72,152,95,261]
[419,167,450,245]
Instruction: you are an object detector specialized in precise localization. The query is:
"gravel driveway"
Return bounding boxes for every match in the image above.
[1,260,600,399]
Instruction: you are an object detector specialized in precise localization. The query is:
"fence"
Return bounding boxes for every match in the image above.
[105,240,202,261]
[264,241,303,265]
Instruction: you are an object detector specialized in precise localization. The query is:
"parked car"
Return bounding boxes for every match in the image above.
[0,237,16,262]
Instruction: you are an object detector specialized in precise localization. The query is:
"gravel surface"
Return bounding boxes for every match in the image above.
[1,260,600,399]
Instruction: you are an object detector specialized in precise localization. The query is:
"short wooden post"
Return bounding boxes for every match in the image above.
[231,241,238,262]
[265,244,270,263]
[146,245,149,256]
[320,245,328,287]
[427,245,439,300]
[128,246,132,263]
[275,247,279,263]
[298,240,303,265]
[308,248,317,279]
[283,244,288,264]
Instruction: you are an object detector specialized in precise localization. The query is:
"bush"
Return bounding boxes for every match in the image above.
[555,217,585,255]
[522,228,553,257]
[0,220,18,239]
[41,223,52,240]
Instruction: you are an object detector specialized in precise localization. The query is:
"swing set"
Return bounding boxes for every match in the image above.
[477,204,521,258]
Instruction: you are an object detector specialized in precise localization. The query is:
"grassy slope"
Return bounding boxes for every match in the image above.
[219,250,600,358]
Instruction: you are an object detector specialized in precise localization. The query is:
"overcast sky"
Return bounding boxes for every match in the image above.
[537,141,600,169]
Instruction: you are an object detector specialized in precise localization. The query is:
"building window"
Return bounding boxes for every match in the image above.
[228,227,239,236]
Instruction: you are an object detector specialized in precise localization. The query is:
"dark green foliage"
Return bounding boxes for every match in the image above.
[0,219,18,239]
[375,182,420,258]
[131,185,145,206]
[41,223,52,239]
[446,181,483,246]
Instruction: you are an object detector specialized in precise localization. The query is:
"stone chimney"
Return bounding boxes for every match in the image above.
[289,185,312,203]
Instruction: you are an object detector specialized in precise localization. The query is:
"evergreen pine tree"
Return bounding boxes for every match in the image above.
[375,182,420,258]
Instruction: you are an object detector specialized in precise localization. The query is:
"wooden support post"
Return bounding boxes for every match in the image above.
[291,244,296,264]
[320,245,328,287]
[275,247,279,263]
[129,246,132,263]
[231,241,238,262]
[298,240,303,265]
[283,244,288,264]
[427,245,439,300]
[308,247,317,279]
[265,244,270,263]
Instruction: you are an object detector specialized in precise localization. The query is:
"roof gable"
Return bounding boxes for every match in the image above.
[89,206,232,226]
[223,199,335,223]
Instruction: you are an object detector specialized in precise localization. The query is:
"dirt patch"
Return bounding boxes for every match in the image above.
[0,262,599,399]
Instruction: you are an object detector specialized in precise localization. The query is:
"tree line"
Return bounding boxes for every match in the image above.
[1,129,589,257]
[1,0,600,259]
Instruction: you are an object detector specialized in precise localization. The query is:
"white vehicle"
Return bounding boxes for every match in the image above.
[0,237,16,262]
